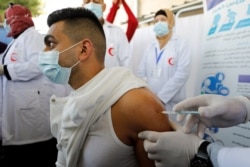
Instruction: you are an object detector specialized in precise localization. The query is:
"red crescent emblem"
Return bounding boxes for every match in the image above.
[10,52,17,62]
[108,47,114,56]
[168,57,175,65]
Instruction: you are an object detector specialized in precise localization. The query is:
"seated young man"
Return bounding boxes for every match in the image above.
[39,7,173,167]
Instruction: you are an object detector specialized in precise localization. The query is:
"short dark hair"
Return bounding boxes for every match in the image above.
[47,7,106,62]
[154,9,167,18]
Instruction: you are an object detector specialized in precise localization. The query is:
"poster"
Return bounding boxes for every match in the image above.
[199,0,250,147]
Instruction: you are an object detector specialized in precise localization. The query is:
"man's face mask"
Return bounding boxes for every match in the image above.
[84,2,103,19]
[3,19,11,34]
[153,21,169,37]
[39,41,82,85]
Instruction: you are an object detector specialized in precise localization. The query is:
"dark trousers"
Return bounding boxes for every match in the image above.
[0,138,57,167]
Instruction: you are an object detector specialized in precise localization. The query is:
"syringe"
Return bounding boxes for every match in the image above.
[162,110,199,115]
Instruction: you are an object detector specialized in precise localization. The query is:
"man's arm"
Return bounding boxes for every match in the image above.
[112,87,172,166]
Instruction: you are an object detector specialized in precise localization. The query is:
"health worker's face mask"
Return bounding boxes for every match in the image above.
[39,41,82,85]
[84,2,103,19]
[153,21,169,37]
[3,19,11,34]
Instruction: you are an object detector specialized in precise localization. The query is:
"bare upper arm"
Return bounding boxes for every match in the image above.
[111,87,173,167]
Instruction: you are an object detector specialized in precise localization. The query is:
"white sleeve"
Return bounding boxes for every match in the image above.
[7,30,44,81]
[218,147,250,167]
[208,143,250,167]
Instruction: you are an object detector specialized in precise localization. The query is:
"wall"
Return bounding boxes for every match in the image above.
[138,0,173,17]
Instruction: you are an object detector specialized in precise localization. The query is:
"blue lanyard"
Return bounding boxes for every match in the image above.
[155,47,165,65]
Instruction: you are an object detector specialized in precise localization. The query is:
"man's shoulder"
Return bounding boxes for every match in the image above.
[118,88,164,113]
[112,87,171,136]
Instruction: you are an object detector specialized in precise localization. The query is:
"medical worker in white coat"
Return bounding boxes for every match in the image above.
[136,9,191,112]
[82,0,131,68]
[0,3,70,167]
[139,94,250,167]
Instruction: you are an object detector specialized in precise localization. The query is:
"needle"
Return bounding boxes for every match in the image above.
[162,110,199,115]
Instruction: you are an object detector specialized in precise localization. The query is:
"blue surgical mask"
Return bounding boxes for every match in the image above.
[39,41,81,85]
[3,19,11,34]
[84,2,103,19]
[153,21,169,37]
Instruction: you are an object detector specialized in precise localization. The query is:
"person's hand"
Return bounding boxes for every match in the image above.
[138,122,203,167]
[113,0,122,6]
[173,94,250,138]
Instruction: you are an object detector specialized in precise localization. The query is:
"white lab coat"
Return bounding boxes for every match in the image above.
[136,33,191,111]
[103,20,131,68]
[0,27,70,145]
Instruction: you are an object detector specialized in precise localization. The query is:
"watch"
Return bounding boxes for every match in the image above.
[190,141,213,167]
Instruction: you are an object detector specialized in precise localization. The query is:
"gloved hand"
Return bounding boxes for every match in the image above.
[138,122,203,167]
[173,94,250,138]
[0,65,4,75]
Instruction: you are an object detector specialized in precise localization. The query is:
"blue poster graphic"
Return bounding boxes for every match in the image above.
[201,72,230,96]
[208,3,250,35]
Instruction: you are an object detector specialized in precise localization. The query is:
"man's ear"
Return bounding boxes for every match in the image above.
[80,45,86,54]
[79,39,93,61]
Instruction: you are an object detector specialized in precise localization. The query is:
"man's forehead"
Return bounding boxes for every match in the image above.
[44,21,69,43]
[47,21,63,35]
[155,15,167,19]
[84,0,104,4]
